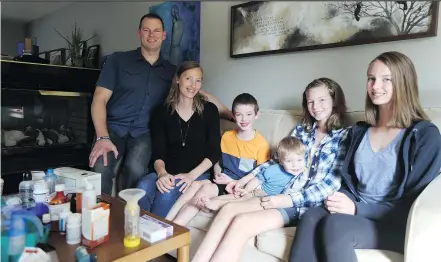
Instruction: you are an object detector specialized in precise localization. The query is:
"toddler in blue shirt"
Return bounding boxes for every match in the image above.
[202,136,307,211]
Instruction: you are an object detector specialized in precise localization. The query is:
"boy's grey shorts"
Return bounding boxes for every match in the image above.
[277,207,299,226]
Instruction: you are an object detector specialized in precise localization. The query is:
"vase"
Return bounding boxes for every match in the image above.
[71,56,83,67]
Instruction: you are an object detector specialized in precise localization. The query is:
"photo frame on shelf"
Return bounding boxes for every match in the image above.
[39,48,67,65]
[85,45,100,69]
[230,1,439,58]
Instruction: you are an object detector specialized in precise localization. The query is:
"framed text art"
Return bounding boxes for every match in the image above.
[230,1,439,58]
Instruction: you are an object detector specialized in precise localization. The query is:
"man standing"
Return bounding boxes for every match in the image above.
[89,13,231,195]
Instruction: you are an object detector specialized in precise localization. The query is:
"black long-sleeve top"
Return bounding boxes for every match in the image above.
[150,101,221,176]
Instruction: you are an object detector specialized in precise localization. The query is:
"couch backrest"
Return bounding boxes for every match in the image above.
[220,108,441,153]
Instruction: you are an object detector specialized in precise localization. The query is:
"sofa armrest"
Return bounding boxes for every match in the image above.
[404,173,441,262]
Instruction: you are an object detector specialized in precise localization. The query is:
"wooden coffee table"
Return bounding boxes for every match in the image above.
[48,194,190,262]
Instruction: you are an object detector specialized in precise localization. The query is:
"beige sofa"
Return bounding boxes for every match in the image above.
[172,108,441,262]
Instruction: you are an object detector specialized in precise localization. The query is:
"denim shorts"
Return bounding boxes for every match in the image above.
[277,207,299,227]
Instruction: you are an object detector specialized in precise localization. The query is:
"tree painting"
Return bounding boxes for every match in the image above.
[329,1,435,35]
[230,1,438,58]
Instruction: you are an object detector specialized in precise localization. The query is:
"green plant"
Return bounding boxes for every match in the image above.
[54,23,95,67]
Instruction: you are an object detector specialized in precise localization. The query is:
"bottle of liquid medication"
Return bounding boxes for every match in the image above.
[19,172,35,208]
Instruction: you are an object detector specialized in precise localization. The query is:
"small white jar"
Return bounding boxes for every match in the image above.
[33,180,50,203]
[66,213,82,245]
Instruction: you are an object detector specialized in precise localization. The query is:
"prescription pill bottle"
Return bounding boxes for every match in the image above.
[66,213,82,245]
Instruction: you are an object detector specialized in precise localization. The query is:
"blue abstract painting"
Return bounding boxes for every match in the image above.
[149,1,201,66]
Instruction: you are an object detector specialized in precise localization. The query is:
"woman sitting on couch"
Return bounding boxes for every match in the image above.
[191,77,350,262]
[136,61,221,218]
[289,51,441,262]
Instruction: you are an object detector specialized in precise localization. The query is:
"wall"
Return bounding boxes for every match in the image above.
[1,19,27,56]
[29,2,441,111]
[27,2,160,57]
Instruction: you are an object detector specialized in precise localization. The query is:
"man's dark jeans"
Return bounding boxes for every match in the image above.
[92,130,152,195]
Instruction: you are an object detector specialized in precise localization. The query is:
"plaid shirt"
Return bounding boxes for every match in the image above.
[249,123,349,210]
[283,171,309,194]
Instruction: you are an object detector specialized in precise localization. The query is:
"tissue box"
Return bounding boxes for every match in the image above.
[54,167,101,196]
[140,214,173,237]
[139,216,167,243]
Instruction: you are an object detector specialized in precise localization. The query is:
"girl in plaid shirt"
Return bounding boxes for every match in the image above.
[192,78,350,262]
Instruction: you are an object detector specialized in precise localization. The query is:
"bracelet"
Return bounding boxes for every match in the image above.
[96,136,110,142]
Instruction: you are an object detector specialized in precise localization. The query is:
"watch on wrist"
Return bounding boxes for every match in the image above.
[96,136,110,142]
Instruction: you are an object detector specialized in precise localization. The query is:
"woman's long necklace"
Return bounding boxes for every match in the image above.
[177,108,191,147]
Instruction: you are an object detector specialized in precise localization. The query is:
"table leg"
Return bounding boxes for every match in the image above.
[177,245,189,262]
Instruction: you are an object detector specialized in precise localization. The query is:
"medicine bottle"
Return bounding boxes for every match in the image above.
[59,211,70,235]
[48,184,69,221]
[66,213,82,245]
[33,180,50,203]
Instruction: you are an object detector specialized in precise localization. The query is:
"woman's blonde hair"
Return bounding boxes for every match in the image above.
[301,78,348,132]
[365,51,429,128]
[165,60,207,115]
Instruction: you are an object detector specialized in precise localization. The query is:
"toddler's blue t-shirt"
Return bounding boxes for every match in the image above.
[256,164,294,196]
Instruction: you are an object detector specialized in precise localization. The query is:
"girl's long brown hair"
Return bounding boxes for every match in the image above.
[365,51,429,127]
[301,78,348,132]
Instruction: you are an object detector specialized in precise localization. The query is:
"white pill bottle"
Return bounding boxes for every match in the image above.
[66,213,82,245]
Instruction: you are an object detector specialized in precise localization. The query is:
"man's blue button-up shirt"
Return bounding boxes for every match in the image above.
[96,48,176,138]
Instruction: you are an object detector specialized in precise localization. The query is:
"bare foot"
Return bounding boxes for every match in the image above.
[192,197,211,213]
[192,197,204,208]
[203,198,226,211]
[199,196,212,213]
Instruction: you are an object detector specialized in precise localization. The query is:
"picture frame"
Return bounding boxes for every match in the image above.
[85,45,100,69]
[230,1,439,58]
[149,1,201,66]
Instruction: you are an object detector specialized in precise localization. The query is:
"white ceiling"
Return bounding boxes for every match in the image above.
[1,1,73,22]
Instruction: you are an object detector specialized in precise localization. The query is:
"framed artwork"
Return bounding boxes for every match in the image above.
[85,45,100,68]
[39,48,67,65]
[230,1,439,58]
[149,1,201,66]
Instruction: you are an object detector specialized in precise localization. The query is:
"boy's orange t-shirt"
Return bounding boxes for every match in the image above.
[220,129,270,180]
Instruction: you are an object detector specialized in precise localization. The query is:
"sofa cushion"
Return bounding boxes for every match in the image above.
[187,210,215,231]
[255,227,296,260]
[424,108,441,128]
[355,250,404,262]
